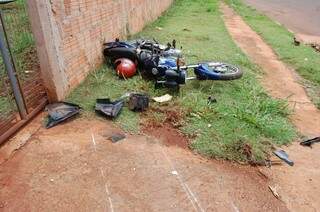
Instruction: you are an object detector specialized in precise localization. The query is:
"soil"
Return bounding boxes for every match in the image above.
[141,105,189,149]
[222,4,320,211]
[1,4,319,211]
[143,123,189,149]
[0,118,287,211]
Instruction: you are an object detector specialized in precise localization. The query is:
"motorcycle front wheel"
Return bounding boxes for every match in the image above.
[194,62,243,80]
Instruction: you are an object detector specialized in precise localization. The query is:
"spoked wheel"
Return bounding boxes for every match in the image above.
[196,62,243,80]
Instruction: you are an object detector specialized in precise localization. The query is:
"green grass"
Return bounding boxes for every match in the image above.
[2,0,36,77]
[68,0,296,163]
[0,70,15,117]
[0,62,12,117]
[225,0,320,108]
[68,68,154,133]
[0,0,36,116]
[0,96,13,117]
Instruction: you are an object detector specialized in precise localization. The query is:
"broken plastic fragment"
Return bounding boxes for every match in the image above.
[46,102,81,129]
[108,133,126,143]
[273,150,294,166]
[300,137,320,147]
[153,94,173,103]
[95,98,124,118]
[171,170,178,176]
[208,96,217,105]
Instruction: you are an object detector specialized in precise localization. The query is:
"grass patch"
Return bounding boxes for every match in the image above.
[225,0,320,108]
[68,0,296,163]
[0,0,38,116]
[68,68,155,133]
[0,95,13,117]
[0,0,37,79]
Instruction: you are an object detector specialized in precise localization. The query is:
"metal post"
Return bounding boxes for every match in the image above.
[0,10,27,119]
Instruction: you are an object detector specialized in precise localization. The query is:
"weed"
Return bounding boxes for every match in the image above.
[68,0,296,163]
[225,0,320,108]
[0,0,38,117]
[0,95,14,117]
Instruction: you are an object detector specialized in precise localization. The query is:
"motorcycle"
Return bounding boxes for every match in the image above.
[103,39,243,88]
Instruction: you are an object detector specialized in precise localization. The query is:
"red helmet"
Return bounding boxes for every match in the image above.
[114,58,137,78]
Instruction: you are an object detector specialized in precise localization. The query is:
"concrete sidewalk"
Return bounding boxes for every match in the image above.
[244,0,320,37]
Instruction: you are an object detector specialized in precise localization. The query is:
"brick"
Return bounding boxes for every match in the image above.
[29,0,173,100]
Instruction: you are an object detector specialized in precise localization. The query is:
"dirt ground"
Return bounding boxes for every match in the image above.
[222,4,320,211]
[1,3,320,211]
[0,114,288,211]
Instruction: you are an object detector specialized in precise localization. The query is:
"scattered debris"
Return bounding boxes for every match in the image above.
[119,92,136,100]
[273,150,294,166]
[108,133,126,143]
[293,37,301,46]
[208,96,217,105]
[294,34,320,52]
[95,98,124,118]
[171,170,178,175]
[182,28,191,32]
[311,43,320,52]
[128,93,149,112]
[300,137,320,147]
[46,102,81,129]
[265,159,283,167]
[153,94,173,103]
[268,185,280,199]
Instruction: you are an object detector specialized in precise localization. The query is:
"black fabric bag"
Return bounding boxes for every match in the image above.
[128,94,149,112]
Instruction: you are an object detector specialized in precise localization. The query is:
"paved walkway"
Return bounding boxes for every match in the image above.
[243,0,320,37]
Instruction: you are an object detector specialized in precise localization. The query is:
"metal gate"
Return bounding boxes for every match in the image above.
[0,0,47,144]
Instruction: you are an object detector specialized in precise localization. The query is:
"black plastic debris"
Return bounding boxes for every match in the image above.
[273,150,294,166]
[46,102,81,129]
[300,137,320,147]
[95,98,124,118]
[128,93,149,112]
[208,96,217,105]
[108,133,126,143]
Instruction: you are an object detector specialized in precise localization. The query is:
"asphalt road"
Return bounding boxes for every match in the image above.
[243,0,320,36]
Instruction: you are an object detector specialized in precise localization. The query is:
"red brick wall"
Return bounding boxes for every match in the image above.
[35,0,173,99]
